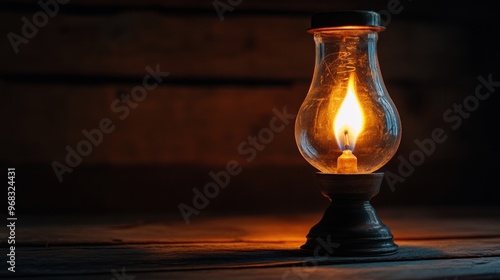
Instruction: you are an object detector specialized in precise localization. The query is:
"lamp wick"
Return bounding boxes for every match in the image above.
[343,130,351,151]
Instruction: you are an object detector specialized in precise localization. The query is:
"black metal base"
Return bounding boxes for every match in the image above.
[300,172,398,256]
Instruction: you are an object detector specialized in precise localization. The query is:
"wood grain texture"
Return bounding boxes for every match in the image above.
[0,11,465,82]
[0,81,466,166]
[0,83,306,165]
[6,257,500,280]
[0,12,313,79]
[12,207,500,246]
[2,208,500,278]
[6,239,500,276]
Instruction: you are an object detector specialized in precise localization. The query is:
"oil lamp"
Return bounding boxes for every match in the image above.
[295,10,402,256]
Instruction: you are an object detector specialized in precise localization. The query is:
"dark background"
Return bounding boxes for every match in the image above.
[1,0,499,222]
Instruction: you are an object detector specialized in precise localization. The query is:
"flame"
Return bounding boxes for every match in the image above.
[334,74,364,150]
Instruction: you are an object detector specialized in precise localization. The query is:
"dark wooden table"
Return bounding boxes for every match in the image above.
[2,206,500,279]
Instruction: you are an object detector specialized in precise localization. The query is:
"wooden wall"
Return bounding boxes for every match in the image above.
[1,0,499,217]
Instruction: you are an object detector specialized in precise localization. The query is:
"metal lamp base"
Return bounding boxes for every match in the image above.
[300,172,398,256]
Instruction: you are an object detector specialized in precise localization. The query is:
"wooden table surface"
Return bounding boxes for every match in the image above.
[2,206,500,280]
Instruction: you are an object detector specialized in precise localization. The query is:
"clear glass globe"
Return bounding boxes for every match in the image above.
[295,21,401,174]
